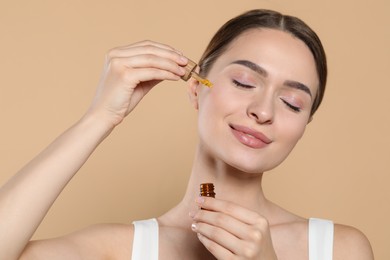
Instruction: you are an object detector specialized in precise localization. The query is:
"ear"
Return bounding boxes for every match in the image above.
[187,77,200,110]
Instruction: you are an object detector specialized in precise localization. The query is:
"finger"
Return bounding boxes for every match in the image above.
[121,40,183,55]
[192,208,254,240]
[196,197,261,225]
[193,221,246,256]
[124,67,182,84]
[109,54,186,77]
[196,232,234,260]
[107,44,188,66]
[196,197,267,225]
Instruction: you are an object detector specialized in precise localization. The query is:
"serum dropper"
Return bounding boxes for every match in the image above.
[181,59,213,88]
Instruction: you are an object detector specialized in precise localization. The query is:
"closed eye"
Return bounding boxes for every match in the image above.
[232,79,255,89]
[281,98,301,112]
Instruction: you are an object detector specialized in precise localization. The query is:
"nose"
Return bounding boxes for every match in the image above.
[247,94,274,124]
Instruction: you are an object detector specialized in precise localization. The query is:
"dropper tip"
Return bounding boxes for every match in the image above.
[201,79,213,88]
[191,72,213,88]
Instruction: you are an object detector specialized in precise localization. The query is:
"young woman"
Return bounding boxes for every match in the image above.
[0,9,373,260]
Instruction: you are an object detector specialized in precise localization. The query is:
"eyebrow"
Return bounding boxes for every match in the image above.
[284,80,312,98]
[231,60,268,77]
[230,59,312,98]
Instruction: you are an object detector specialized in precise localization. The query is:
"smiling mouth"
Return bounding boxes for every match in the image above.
[229,124,272,148]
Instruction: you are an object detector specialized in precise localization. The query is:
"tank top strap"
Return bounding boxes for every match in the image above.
[131,218,159,260]
[309,218,334,260]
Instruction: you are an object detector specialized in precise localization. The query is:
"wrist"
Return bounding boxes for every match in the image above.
[78,110,117,141]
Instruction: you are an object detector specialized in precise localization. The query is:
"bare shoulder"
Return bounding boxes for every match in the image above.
[333,223,374,260]
[21,223,134,260]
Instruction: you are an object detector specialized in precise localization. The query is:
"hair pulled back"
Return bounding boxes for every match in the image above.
[199,9,327,116]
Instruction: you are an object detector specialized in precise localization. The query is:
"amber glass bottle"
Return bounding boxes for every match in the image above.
[200,183,215,198]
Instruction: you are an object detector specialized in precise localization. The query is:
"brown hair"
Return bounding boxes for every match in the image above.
[199,9,327,116]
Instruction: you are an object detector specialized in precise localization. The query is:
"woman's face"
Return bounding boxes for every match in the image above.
[193,28,319,173]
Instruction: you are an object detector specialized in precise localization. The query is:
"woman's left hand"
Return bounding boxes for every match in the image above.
[190,197,278,259]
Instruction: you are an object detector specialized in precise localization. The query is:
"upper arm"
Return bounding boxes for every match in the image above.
[333,224,374,260]
[19,223,134,260]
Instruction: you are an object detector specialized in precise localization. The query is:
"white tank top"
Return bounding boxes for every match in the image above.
[132,217,334,260]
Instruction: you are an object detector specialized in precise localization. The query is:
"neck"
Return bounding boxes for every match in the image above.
[160,145,272,228]
[184,147,267,209]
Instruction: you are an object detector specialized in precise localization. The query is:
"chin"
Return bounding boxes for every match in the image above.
[227,159,276,175]
[226,153,283,175]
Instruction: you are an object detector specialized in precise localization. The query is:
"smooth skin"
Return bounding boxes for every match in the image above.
[0,30,374,260]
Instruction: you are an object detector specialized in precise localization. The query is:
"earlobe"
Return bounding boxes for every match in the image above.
[187,78,200,110]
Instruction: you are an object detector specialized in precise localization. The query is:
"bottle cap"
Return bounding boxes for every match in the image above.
[181,59,197,81]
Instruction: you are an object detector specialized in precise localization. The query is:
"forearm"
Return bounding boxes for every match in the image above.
[0,41,187,259]
[0,114,113,259]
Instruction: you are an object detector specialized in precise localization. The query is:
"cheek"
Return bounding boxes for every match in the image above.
[196,81,239,139]
[198,79,238,117]
[278,115,308,147]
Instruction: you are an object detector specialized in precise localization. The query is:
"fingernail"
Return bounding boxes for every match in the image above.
[191,223,197,231]
[180,55,188,63]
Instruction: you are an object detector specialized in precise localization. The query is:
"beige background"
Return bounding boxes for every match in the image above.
[0,0,388,258]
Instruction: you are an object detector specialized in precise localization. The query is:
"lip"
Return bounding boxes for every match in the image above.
[229,124,272,149]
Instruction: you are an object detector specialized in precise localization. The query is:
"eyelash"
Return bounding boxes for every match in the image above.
[281,99,301,112]
[232,79,255,89]
[233,80,301,113]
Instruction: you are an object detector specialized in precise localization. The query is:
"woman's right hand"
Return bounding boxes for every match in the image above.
[86,40,188,128]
